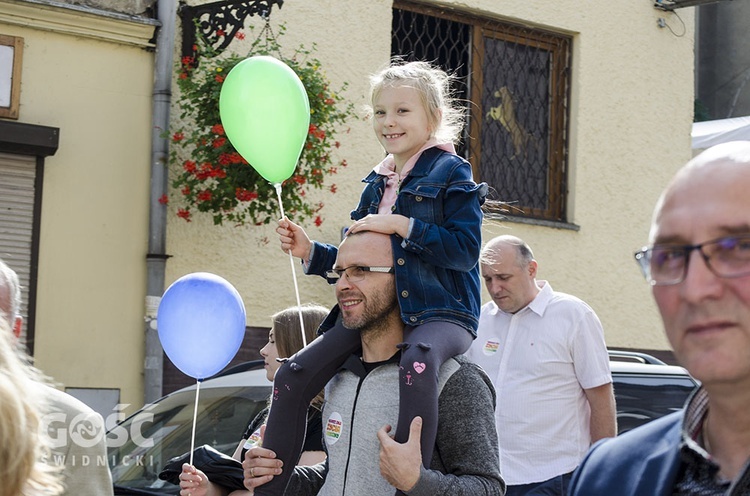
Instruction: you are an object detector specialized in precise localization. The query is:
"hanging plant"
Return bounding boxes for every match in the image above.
[168,24,354,226]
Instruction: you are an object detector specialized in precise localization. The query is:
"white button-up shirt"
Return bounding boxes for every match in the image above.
[465,281,612,485]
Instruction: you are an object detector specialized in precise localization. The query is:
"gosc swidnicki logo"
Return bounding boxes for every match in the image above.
[41,404,155,459]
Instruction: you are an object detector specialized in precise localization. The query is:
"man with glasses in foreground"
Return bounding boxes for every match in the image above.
[569,141,750,495]
[241,230,504,495]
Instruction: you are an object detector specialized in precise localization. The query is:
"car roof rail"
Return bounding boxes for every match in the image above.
[215,359,265,377]
[608,349,667,365]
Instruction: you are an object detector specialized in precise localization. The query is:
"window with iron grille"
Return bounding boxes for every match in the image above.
[392,1,572,223]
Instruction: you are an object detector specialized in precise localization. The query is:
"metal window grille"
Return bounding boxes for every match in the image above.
[392,1,572,222]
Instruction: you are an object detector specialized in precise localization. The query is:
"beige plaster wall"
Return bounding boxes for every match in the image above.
[0,1,155,410]
[167,1,695,356]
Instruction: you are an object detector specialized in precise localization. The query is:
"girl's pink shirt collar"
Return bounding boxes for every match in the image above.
[373,139,456,214]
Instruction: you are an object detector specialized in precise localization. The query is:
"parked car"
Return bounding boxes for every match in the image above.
[608,350,698,434]
[110,360,270,495]
[110,353,698,494]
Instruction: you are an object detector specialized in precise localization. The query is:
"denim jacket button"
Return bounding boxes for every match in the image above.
[415,196,423,202]
[397,258,406,266]
[409,316,417,322]
[401,290,409,298]
[391,205,396,212]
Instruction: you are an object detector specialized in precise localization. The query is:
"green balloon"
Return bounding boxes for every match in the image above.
[219,56,310,184]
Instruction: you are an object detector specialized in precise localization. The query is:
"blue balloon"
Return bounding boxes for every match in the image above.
[157,272,246,380]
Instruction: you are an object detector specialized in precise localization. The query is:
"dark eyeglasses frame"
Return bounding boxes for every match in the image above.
[634,233,750,286]
[324,265,395,285]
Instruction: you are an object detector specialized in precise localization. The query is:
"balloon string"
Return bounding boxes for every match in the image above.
[189,379,201,466]
[275,183,307,347]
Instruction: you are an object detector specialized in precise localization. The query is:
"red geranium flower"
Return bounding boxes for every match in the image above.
[211,124,225,135]
[195,163,213,181]
[158,194,169,205]
[236,188,258,202]
[172,132,185,142]
[197,190,212,202]
[314,215,323,227]
[177,209,191,222]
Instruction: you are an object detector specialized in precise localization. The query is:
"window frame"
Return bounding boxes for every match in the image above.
[393,1,572,223]
[0,34,23,120]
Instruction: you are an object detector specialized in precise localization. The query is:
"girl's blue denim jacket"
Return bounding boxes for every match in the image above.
[307,147,487,336]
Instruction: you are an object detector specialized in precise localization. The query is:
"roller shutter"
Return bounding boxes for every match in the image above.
[0,151,35,338]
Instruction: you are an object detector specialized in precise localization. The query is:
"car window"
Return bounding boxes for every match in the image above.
[613,373,697,434]
[109,384,270,492]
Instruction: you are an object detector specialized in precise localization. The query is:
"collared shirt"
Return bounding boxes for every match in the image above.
[373,138,456,214]
[674,387,750,495]
[465,281,612,485]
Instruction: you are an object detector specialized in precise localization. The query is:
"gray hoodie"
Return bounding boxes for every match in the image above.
[286,354,504,495]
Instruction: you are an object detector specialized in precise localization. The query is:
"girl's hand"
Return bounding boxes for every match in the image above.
[348,214,409,238]
[276,216,312,260]
[179,464,209,496]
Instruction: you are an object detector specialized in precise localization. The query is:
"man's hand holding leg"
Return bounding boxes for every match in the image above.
[242,425,283,492]
[378,416,423,492]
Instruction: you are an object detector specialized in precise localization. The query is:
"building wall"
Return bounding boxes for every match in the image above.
[168,0,695,355]
[0,0,697,411]
[0,0,156,412]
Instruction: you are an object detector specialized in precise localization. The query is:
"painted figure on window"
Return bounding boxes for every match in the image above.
[486,86,531,160]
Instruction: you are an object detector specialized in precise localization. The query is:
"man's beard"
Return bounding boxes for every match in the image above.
[340,279,398,337]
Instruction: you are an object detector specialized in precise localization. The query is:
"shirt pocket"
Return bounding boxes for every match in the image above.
[398,184,444,224]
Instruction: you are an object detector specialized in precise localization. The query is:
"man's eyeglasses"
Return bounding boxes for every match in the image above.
[324,266,395,285]
[634,234,750,286]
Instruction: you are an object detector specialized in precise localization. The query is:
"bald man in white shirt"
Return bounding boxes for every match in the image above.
[465,235,616,496]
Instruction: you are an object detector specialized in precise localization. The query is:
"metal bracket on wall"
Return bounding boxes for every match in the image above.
[179,0,284,63]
